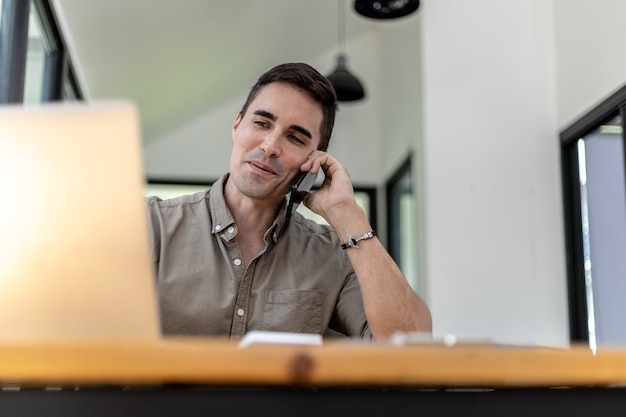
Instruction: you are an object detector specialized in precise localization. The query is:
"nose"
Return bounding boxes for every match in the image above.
[259,132,281,157]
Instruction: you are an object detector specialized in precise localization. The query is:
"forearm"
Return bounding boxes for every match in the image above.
[330,206,432,340]
[300,151,432,339]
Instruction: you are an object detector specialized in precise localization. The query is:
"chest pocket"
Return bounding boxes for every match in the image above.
[262,289,323,334]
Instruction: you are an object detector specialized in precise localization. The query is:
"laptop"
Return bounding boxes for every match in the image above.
[0,100,160,341]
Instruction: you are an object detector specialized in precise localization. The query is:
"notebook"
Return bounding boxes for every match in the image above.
[0,100,160,341]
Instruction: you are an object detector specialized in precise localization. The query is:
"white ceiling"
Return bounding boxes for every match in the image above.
[50,0,397,144]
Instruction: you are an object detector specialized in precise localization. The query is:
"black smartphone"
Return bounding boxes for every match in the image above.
[292,170,317,202]
[282,171,318,232]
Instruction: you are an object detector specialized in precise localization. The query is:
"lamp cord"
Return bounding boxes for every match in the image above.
[338,0,345,54]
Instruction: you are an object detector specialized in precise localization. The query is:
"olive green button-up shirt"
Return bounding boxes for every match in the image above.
[145,174,371,340]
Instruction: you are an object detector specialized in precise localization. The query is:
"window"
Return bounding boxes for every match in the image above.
[298,188,375,227]
[386,156,418,290]
[0,0,82,104]
[146,179,377,227]
[145,180,213,200]
[561,85,626,349]
[24,7,45,103]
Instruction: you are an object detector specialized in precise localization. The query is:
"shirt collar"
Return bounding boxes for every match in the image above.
[208,174,235,236]
[209,173,289,244]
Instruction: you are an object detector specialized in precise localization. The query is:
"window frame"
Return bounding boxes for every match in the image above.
[560,84,626,344]
[0,0,82,104]
[0,0,30,103]
[385,155,413,270]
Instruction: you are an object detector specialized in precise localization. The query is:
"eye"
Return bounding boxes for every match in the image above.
[288,134,306,145]
[254,120,269,128]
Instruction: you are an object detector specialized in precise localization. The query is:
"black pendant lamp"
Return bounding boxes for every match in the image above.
[326,0,366,102]
[354,0,420,20]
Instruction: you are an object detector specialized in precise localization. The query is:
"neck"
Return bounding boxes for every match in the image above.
[223,176,282,237]
[223,177,284,266]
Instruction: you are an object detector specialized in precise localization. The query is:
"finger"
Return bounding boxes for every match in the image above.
[301,151,327,174]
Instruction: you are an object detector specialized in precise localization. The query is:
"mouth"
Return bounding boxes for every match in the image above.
[247,160,278,176]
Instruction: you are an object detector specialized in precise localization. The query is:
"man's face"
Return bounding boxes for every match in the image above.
[229,82,323,202]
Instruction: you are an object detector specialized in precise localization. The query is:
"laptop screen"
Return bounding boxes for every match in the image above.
[0,101,160,341]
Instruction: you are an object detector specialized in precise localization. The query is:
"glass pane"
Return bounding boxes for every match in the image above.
[23,4,45,104]
[297,191,371,225]
[388,163,418,290]
[579,114,626,348]
[64,78,79,100]
[144,183,211,200]
[399,191,416,284]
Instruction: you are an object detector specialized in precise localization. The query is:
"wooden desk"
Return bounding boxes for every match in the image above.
[1,339,626,416]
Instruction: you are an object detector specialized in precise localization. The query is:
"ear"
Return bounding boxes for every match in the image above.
[232,113,243,140]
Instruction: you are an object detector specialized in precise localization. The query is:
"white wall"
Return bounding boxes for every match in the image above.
[420,0,568,347]
[143,0,626,348]
[553,0,626,128]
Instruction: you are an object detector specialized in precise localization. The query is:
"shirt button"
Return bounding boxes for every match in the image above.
[233,258,242,266]
[215,225,221,231]
[227,226,235,234]
[237,308,245,317]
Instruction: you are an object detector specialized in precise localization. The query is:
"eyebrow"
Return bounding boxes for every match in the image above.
[253,109,313,140]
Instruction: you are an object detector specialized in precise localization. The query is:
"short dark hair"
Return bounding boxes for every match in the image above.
[240,62,338,152]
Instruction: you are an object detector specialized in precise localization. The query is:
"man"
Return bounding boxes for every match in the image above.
[146,62,431,341]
